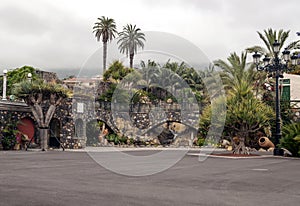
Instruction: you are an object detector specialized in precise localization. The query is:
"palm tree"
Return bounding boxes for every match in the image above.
[93,16,118,72]
[247,28,300,57]
[117,24,146,68]
[214,52,258,92]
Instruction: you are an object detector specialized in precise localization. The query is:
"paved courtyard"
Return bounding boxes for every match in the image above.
[0,149,299,206]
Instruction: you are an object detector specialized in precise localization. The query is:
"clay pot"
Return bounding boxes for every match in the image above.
[258,137,275,149]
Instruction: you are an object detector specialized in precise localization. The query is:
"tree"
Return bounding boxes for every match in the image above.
[247,28,300,57]
[117,24,145,68]
[13,80,68,151]
[247,29,300,134]
[214,52,258,91]
[93,16,118,72]
[226,80,274,154]
[0,66,39,96]
[103,60,134,83]
[99,61,135,102]
[213,52,274,154]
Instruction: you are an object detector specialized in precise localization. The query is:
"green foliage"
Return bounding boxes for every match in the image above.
[99,60,207,106]
[226,86,274,133]
[12,80,69,103]
[98,83,116,102]
[93,16,118,72]
[207,52,275,149]
[246,28,300,77]
[280,122,300,157]
[93,16,117,43]
[2,66,40,95]
[103,61,134,82]
[118,24,145,68]
[0,116,19,150]
[214,52,260,93]
[195,138,205,147]
[106,133,127,145]
[199,96,227,139]
[246,29,300,56]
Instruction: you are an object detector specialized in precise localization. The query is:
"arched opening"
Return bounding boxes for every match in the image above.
[86,120,101,146]
[86,120,114,146]
[17,117,35,143]
[49,118,61,148]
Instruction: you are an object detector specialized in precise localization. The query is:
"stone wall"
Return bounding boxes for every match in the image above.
[0,99,80,149]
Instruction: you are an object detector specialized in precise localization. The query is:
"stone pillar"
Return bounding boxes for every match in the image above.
[2,69,7,100]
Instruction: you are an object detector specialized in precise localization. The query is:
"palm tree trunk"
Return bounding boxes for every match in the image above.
[129,53,134,68]
[103,41,107,72]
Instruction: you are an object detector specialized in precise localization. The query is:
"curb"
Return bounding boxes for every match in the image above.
[187,153,273,159]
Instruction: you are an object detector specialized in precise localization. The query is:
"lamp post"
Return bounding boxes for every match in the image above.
[2,69,8,101]
[252,40,298,155]
[27,73,32,82]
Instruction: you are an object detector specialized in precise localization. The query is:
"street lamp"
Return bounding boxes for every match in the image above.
[252,40,298,156]
[27,73,32,82]
[2,69,8,101]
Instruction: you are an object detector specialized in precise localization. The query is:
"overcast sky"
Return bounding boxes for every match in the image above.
[0,0,299,72]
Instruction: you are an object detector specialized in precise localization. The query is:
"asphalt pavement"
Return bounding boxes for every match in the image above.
[0,150,299,206]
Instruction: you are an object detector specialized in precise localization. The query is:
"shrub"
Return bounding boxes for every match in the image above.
[106,133,127,145]
[280,122,300,157]
[195,138,205,147]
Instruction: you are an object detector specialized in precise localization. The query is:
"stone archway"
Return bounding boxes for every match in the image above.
[49,118,61,148]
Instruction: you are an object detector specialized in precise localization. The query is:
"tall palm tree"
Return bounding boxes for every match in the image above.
[247,28,300,57]
[117,24,145,68]
[93,16,118,72]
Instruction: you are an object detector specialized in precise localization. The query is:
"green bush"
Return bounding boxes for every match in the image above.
[195,138,205,147]
[280,122,300,157]
[106,133,127,145]
[0,121,18,150]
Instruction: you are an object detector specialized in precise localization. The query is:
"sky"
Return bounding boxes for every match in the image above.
[0,0,299,73]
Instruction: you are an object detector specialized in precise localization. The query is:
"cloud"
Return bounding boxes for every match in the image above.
[0,0,98,69]
[0,0,299,72]
[0,5,49,36]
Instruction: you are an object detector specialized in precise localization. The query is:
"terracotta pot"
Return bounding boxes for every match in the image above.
[258,137,275,149]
